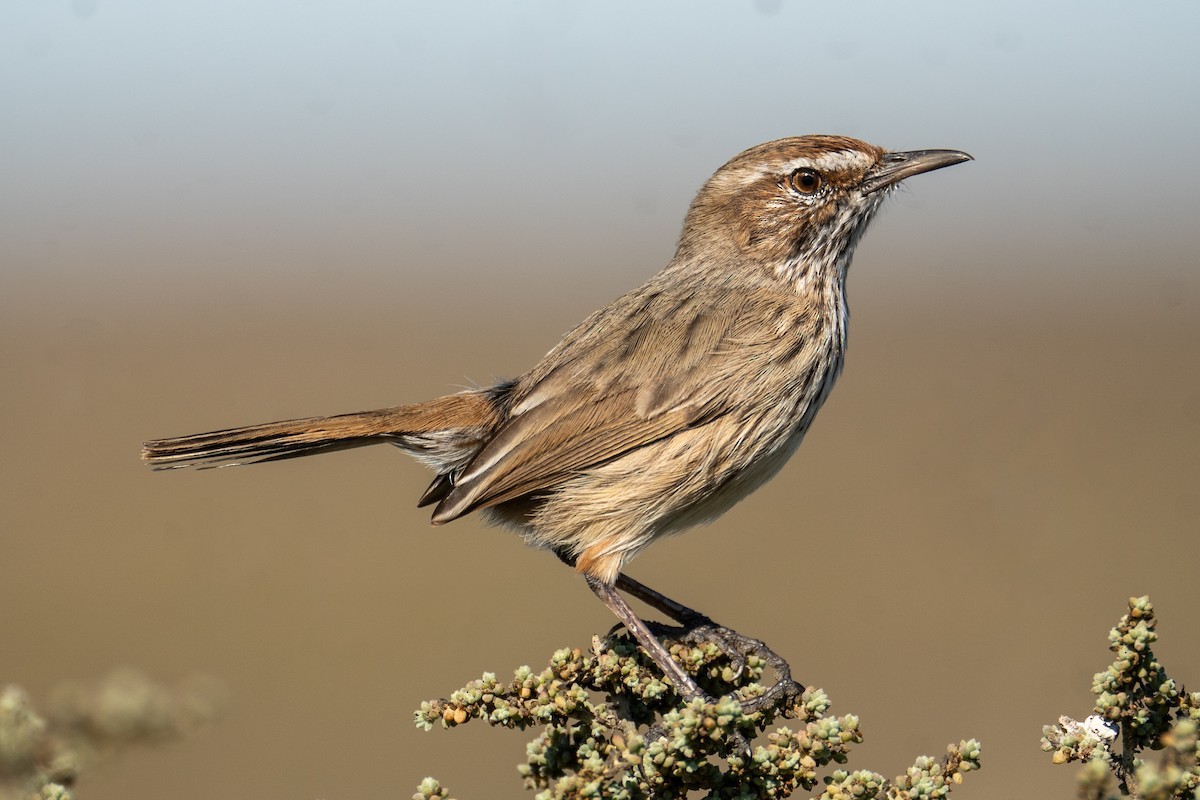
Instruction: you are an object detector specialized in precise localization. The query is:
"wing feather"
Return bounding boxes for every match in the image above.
[430,282,810,524]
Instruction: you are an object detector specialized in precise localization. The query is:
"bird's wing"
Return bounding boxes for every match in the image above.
[429,284,809,524]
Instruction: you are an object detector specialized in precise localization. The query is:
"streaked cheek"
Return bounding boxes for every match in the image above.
[811,201,840,227]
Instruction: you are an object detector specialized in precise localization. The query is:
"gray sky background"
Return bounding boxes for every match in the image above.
[3,0,1198,318]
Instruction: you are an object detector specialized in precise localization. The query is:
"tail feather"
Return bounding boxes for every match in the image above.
[141,411,396,469]
[142,389,507,472]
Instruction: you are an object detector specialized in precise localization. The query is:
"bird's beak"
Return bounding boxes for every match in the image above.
[862,149,973,194]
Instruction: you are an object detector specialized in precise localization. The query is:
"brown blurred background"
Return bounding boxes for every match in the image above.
[3,2,1198,798]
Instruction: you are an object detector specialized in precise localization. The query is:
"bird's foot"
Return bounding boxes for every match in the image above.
[666,618,805,717]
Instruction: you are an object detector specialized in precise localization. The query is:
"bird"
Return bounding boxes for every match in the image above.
[143,135,971,702]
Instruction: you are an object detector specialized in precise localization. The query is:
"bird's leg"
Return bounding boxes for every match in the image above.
[611,571,753,678]
[562,551,802,716]
[555,549,708,624]
[612,572,805,716]
[585,575,758,756]
[584,575,709,703]
[613,572,709,626]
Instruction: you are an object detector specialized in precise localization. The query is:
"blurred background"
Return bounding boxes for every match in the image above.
[2,1,1198,797]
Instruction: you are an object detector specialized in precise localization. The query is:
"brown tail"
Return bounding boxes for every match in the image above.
[141,389,507,472]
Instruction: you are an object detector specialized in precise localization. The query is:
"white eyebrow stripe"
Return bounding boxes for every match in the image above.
[781,150,874,175]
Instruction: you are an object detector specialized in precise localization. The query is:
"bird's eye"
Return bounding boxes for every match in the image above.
[786,168,824,195]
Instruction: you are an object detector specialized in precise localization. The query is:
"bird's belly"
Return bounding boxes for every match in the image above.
[488,357,843,581]
[654,413,811,536]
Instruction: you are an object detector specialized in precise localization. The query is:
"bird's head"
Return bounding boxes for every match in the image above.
[677,135,971,283]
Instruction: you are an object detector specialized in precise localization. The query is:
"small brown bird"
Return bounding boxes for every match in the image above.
[144,135,971,700]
